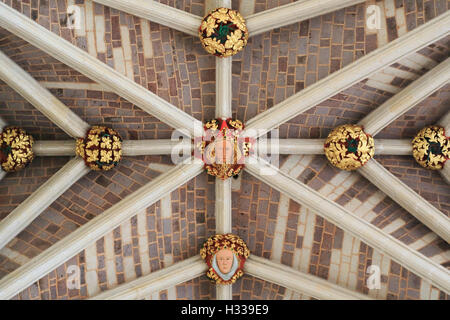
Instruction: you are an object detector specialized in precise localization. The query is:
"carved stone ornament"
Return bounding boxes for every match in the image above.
[0,127,34,172]
[193,118,253,180]
[199,7,249,57]
[200,233,250,285]
[76,126,123,171]
[412,125,449,170]
[324,124,375,171]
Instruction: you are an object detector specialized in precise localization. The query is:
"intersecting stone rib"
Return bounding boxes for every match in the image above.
[215,57,232,119]
[246,0,366,36]
[0,157,90,250]
[210,0,234,301]
[33,140,193,156]
[92,0,202,37]
[0,3,202,137]
[359,58,450,136]
[243,12,450,139]
[256,139,411,155]
[245,156,450,293]
[90,256,207,299]
[359,159,450,243]
[0,159,203,299]
[215,179,232,234]
[0,170,6,182]
[122,140,192,156]
[33,141,77,156]
[214,0,233,119]
[373,139,412,155]
[0,50,89,138]
[245,256,371,300]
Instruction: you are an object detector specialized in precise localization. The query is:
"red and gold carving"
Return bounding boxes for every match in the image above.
[76,126,123,171]
[194,118,253,180]
[324,124,374,171]
[0,127,34,172]
[200,233,250,285]
[199,8,248,57]
[412,126,449,170]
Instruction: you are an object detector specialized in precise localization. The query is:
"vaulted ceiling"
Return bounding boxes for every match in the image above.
[0,0,448,300]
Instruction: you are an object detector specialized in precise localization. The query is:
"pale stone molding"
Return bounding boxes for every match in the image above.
[30,138,413,157]
[0,159,203,299]
[33,140,77,156]
[243,12,450,139]
[0,170,6,182]
[0,50,90,138]
[0,157,90,250]
[359,58,450,135]
[206,0,231,13]
[215,57,232,118]
[372,139,412,155]
[0,3,202,137]
[90,256,207,300]
[245,255,372,300]
[216,284,233,300]
[212,0,233,301]
[246,0,366,36]
[93,0,203,37]
[33,140,193,156]
[359,159,450,243]
[245,156,450,293]
[215,179,232,234]
[256,139,411,155]
[122,140,192,156]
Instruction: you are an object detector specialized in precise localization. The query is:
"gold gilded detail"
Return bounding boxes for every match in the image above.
[412,126,449,170]
[195,119,253,180]
[76,126,123,171]
[324,124,374,171]
[0,127,34,172]
[199,8,248,57]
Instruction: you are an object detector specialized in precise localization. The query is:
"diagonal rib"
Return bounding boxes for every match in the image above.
[90,255,207,300]
[0,158,90,250]
[0,50,90,138]
[245,156,450,293]
[93,0,202,37]
[243,12,450,139]
[0,158,203,299]
[359,57,450,136]
[359,159,450,243]
[246,0,366,36]
[246,255,372,300]
[0,3,202,137]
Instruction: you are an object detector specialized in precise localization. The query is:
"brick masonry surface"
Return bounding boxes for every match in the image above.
[0,0,448,300]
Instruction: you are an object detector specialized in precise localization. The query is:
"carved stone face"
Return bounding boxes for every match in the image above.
[215,249,234,274]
